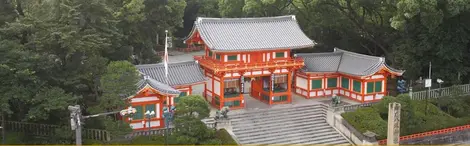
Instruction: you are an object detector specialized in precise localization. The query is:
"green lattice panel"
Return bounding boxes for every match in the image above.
[353,80,361,92]
[276,52,285,58]
[341,77,349,89]
[327,78,337,88]
[227,55,237,61]
[375,81,382,92]
[145,104,155,113]
[311,79,322,89]
[367,82,374,93]
[133,106,143,120]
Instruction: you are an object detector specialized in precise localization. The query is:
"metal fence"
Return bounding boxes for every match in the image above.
[410,84,470,100]
[1,120,111,141]
[334,84,470,112]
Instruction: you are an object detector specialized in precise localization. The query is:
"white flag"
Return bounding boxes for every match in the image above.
[164,33,169,78]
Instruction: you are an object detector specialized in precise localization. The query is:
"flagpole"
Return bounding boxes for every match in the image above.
[164,30,170,107]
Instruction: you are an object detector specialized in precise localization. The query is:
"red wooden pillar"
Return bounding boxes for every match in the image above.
[287,71,292,103]
[220,75,225,109]
[361,80,365,103]
[307,74,311,98]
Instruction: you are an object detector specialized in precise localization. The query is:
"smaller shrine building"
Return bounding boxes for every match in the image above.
[294,48,405,103]
[125,61,206,130]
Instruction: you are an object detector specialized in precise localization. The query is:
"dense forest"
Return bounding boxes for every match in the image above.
[1,0,470,142]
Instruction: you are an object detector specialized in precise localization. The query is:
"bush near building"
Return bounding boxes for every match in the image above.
[342,94,470,140]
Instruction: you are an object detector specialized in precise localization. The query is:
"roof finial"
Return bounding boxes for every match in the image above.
[291,15,296,20]
[379,57,384,62]
[143,75,149,80]
[197,17,202,23]
[334,48,337,52]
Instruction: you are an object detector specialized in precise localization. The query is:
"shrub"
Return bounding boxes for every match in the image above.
[342,94,470,140]
[216,129,238,145]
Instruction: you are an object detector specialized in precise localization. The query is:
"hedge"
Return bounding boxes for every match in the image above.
[342,95,470,140]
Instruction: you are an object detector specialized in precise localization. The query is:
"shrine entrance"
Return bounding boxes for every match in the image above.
[248,74,291,105]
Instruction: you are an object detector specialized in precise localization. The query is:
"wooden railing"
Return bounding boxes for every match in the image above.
[1,120,111,141]
[194,55,304,73]
[377,124,470,145]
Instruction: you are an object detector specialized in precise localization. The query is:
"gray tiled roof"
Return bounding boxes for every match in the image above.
[296,48,405,77]
[185,15,315,52]
[136,61,206,87]
[136,77,181,95]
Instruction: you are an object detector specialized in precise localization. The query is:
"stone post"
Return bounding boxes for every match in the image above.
[387,102,401,145]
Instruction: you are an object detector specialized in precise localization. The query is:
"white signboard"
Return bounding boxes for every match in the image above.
[425,79,432,88]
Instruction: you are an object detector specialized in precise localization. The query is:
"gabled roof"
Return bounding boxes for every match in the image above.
[136,61,206,87]
[184,15,315,52]
[136,77,181,95]
[296,48,405,77]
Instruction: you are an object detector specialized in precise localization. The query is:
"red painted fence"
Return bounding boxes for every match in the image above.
[378,124,470,145]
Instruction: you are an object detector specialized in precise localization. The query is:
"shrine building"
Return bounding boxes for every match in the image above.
[125,61,206,130]
[294,48,405,102]
[186,15,315,109]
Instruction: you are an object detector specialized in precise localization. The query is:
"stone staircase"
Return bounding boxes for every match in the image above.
[229,104,351,145]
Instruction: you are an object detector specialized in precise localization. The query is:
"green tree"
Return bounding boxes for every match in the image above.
[175,95,210,119]
[88,61,139,138]
[171,95,215,145]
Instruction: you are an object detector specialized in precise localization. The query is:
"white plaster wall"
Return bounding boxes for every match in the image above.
[381,80,384,92]
[284,51,287,57]
[207,77,212,92]
[365,95,374,101]
[248,54,251,63]
[296,76,307,89]
[371,75,384,79]
[325,90,332,95]
[156,103,160,118]
[130,121,161,129]
[214,80,220,95]
[131,97,159,103]
[237,54,240,61]
[310,91,316,97]
[242,55,246,63]
[333,89,339,94]
[224,55,227,62]
[376,94,384,99]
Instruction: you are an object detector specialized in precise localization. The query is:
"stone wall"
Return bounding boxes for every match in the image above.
[401,129,470,144]
[326,109,377,144]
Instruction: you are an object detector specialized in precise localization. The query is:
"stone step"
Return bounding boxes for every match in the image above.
[231,110,326,126]
[242,127,335,144]
[303,135,350,144]
[283,132,344,144]
[230,107,326,123]
[229,104,327,119]
[232,116,325,133]
[263,129,340,144]
[236,122,330,141]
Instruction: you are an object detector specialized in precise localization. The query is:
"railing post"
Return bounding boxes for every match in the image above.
[409,87,413,99]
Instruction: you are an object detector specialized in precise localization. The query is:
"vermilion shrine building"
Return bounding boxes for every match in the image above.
[125,61,205,130]
[295,48,404,102]
[186,15,315,109]
[125,15,405,130]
